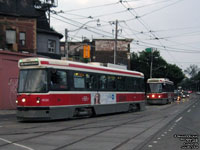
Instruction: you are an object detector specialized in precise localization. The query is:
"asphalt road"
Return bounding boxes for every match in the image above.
[137,96,200,150]
[0,94,199,150]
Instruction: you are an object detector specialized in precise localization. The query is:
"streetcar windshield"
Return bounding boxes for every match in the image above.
[147,83,162,93]
[18,69,47,93]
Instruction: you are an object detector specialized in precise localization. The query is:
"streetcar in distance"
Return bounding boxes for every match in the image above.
[146,78,174,104]
[16,57,145,121]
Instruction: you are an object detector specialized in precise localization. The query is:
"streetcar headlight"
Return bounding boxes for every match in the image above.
[22,98,26,103]
[36,97,40,104]
[152,94,155,98]
[147,95,149,98]
[158,95,161,98]
[16,100,18,104]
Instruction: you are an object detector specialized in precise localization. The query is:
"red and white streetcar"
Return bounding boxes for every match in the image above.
[146,78,174,104]
[16,57,145,121]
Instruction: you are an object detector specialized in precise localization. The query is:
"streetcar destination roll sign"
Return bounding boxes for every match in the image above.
[20,61,39,66]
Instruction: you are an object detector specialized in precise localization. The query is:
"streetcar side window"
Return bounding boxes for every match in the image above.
[117,76,126,91]
[50,70,67,90]
[99,75,107,90]
[138,78,145,92]
[85,74,98,90]
[132,78,138,91]
[107,75,116,90]
[126,77,134,91]
[162,84,168,92]
[74,72,85,89]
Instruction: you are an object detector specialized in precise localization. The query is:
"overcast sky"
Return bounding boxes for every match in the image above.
[50,0,200,70]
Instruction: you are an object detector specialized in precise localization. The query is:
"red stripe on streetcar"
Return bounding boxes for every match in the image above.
[40,61,49,65]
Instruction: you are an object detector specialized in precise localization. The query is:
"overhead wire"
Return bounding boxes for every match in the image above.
[51,13,115,39]
[140,0,186,18]
[123,0,186,64]
[50,0,200,66]
[61,2,119,13]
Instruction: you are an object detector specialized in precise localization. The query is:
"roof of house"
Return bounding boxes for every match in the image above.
[92,38,133,42]
[0,0,63,38]
[0,0,39,18]
[37,28,63,39]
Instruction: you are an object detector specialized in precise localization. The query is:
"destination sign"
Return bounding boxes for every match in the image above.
[20,61,39,66]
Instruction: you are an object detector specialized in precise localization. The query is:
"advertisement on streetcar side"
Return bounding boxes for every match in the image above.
[91,93,116,105]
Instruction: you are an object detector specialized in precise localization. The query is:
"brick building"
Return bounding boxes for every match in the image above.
[0,51,36,109]
[0,0,63,58]
[0,0,62,109]
[61,39,132,68]
[92,39,132,68]
[0,0,38,53]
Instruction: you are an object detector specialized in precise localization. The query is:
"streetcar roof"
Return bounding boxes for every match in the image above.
[147,78,174,84]
[18,57,144,77]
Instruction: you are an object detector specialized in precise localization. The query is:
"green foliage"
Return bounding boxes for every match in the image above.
[130,50,184,86]
[180,65,200,91]
[184,64,198,78]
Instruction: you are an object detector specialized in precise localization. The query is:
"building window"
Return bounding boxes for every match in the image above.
[6,30,16,44]
[48,40,56,53]
[19,32,26,46]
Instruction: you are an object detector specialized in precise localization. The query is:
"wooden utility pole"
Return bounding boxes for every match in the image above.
[114,20,118,64]
[65,29,68,59]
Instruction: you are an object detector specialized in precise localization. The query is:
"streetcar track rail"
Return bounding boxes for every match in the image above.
[0,98,196,150]
[0,113,147,148]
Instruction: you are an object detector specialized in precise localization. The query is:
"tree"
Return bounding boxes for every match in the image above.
[131,50,166,79]
[165,64,185,87]
[184,64,199,78]
[131,50,185,87]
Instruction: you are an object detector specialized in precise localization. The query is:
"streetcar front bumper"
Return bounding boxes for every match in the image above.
[147,99,167,104]
[16,107,51,121]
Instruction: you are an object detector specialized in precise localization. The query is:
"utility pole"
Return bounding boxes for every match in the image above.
[114,20,118,64]
[145,47,154,78]
[109,19,124,64]
[150,50,153,78]
[65,29,68,59]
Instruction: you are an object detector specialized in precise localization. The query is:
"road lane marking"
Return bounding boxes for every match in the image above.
[0,126,2,128]
[164,132,167,134]
[148,145,153,148]
[153,141,158,144]
[157,137,161,140]
[175,117,183,123]
[0,138,34,150]
[161,134,165,137]
[187,109,191,113]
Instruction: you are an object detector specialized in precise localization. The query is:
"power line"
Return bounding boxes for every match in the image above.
[51,14,115,39]
[140,0,186,18]
[61,2,119,13]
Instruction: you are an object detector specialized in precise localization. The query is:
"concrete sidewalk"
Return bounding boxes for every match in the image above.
[0,110,16,115]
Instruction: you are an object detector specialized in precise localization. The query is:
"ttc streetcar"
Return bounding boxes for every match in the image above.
[146,78,174,104]
[16,57,145,121]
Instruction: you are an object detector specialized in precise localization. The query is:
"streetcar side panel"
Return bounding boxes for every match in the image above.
[16,58,145,121]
